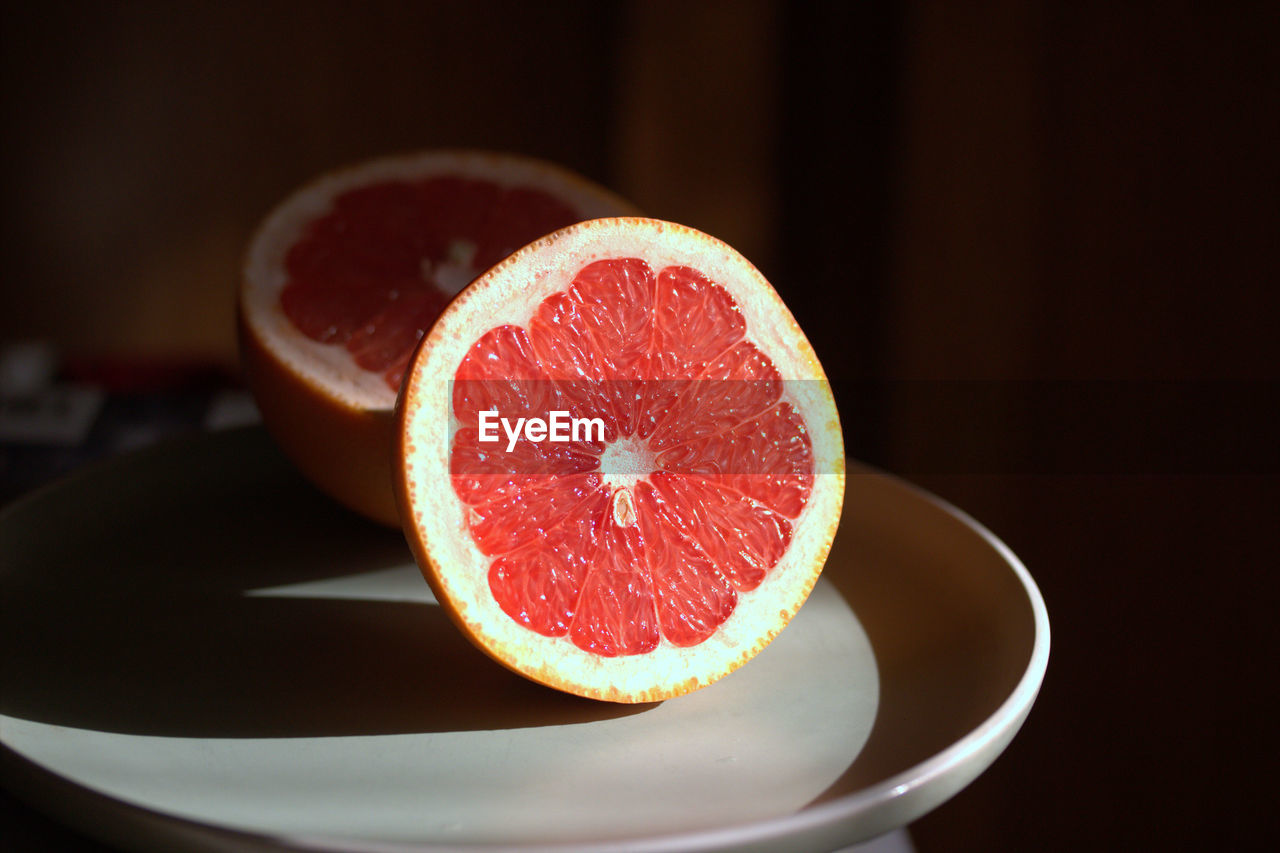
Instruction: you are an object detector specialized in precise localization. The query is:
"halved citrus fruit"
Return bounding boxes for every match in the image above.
[239,150,637,525]
[395,218,844,702]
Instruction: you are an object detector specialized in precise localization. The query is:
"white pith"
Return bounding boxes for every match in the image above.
[241,150,638,412]
[398,218,845,701]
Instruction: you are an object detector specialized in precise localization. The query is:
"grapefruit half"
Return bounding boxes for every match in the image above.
[239,150,637,525]
[395,218,844,702]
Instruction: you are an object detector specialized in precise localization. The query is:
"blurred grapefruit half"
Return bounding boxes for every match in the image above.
[395,218,844,702]
[239,151,636,524]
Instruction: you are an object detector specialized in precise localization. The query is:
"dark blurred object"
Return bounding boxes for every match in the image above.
[0,344,255,504]
[1,787,120,852]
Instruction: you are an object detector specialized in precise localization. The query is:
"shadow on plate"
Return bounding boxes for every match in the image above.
[0,428,654,738]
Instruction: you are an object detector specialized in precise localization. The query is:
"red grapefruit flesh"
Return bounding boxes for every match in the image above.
[396,218,844,702]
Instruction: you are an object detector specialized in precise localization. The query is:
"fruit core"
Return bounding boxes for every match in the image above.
[599,437,655,490]
[448,257,816,657]
[279,176,582,390]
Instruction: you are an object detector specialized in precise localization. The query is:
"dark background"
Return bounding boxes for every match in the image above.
[3,1,1277,850]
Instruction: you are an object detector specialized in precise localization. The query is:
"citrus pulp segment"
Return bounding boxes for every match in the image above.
[396,218,844,702]
[238,150,637,525]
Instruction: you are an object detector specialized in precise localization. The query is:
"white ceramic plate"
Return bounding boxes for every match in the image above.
[0,427,1048,852]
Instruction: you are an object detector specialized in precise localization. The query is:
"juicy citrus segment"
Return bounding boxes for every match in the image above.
[635,484,739,647]
[526,259,654,444]
[466,472,603,558]
[569,519,661,657]
[647,342,782,451]
[652,266,747,373]
[451,325,555,428]
[657,402,815,517]
[643,472,792,592]
[396,217,844,702]
[488,489,609,637]
[239,150,636,525]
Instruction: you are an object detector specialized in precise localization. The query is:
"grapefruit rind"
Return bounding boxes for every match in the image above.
[237,309,401,525]
[395,218,845,702]
[238,150,638,526]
